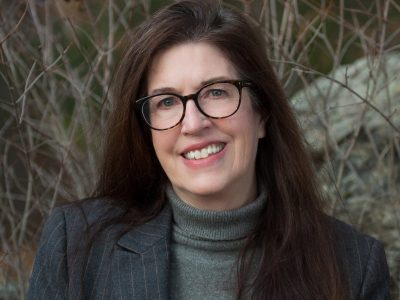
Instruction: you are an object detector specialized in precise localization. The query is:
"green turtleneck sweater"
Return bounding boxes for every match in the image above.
[166,185,267,300]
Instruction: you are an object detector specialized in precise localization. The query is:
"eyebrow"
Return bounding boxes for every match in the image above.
[148,76,234,96]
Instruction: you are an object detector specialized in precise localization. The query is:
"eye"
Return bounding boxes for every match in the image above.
[204,88,229,99]
[160,98,174,106]
[154,96,181,109]
[209,89,225,97]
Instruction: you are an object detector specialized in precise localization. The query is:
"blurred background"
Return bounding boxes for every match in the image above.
[0,0,399,298]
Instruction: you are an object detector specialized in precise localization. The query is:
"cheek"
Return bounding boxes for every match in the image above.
[151,132,168,158]
[151,131,177,163]
[225,117,261,160]
[238,115,263,159]
[235,107,263,141]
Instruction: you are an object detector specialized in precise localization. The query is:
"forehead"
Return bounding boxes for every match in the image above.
[147,42,239,93]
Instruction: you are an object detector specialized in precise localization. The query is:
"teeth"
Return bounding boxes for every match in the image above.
[184,143,224,160]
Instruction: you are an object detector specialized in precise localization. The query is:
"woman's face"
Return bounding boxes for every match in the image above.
[147,42,265,210]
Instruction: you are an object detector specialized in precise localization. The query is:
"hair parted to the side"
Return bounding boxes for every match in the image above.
[94,1,350,299]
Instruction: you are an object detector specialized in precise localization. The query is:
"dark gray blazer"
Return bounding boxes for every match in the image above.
[27,200,390,299]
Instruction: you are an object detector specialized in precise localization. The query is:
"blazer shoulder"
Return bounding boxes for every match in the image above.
[333,218,376,250]
[28,198,125,299]
[58,197,121,225]
[332,218,390,299]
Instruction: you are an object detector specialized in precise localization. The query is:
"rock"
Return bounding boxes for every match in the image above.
[290,53,400,292]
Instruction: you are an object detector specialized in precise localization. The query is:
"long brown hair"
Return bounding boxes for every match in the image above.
[94,1,350,299]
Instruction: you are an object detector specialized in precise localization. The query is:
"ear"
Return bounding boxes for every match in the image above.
[257,117,267,139]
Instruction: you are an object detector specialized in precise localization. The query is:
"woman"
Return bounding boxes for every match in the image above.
[28,1,390,299]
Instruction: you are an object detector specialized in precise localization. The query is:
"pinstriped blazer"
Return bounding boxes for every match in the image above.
[27,199,390,300]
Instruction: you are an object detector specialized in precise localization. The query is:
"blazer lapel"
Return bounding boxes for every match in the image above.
[111,205,172,300]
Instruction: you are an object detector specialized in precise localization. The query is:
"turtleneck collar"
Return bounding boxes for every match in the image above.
[166,185,267,242]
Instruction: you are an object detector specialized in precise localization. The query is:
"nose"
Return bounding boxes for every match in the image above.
[180,100,211,134]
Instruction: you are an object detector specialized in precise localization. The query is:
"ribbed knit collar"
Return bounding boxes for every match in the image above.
[166,185,267,242]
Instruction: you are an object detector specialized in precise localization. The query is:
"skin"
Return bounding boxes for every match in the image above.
[148,42,265,211]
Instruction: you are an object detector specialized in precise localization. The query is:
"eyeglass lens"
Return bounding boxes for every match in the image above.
[141,82,240,130]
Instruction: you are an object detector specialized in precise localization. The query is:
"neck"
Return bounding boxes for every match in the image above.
[171,177,258,211]
[167,183,267,243]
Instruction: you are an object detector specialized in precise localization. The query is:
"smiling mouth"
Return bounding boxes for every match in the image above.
[183,143,225,160]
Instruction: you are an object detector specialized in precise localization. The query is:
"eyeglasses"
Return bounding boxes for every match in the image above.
[136,80,252,130]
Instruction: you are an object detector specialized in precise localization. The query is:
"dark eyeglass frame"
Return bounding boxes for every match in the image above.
[136,80,253,131]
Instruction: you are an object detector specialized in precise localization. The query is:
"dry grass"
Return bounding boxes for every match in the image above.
[0,0,399,298]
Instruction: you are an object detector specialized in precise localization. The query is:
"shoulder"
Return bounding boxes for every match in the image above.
[31,197,118,252]
[30,197,123,275]
[332,218,390,299]
[28,199,171,299]
[333,218,381,256]
[55,197,120,224]
[332,218,386,267]
[40,198,122,236]
[40,197,173,247]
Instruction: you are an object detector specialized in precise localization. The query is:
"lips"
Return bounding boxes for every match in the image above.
[182,142,225,160]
